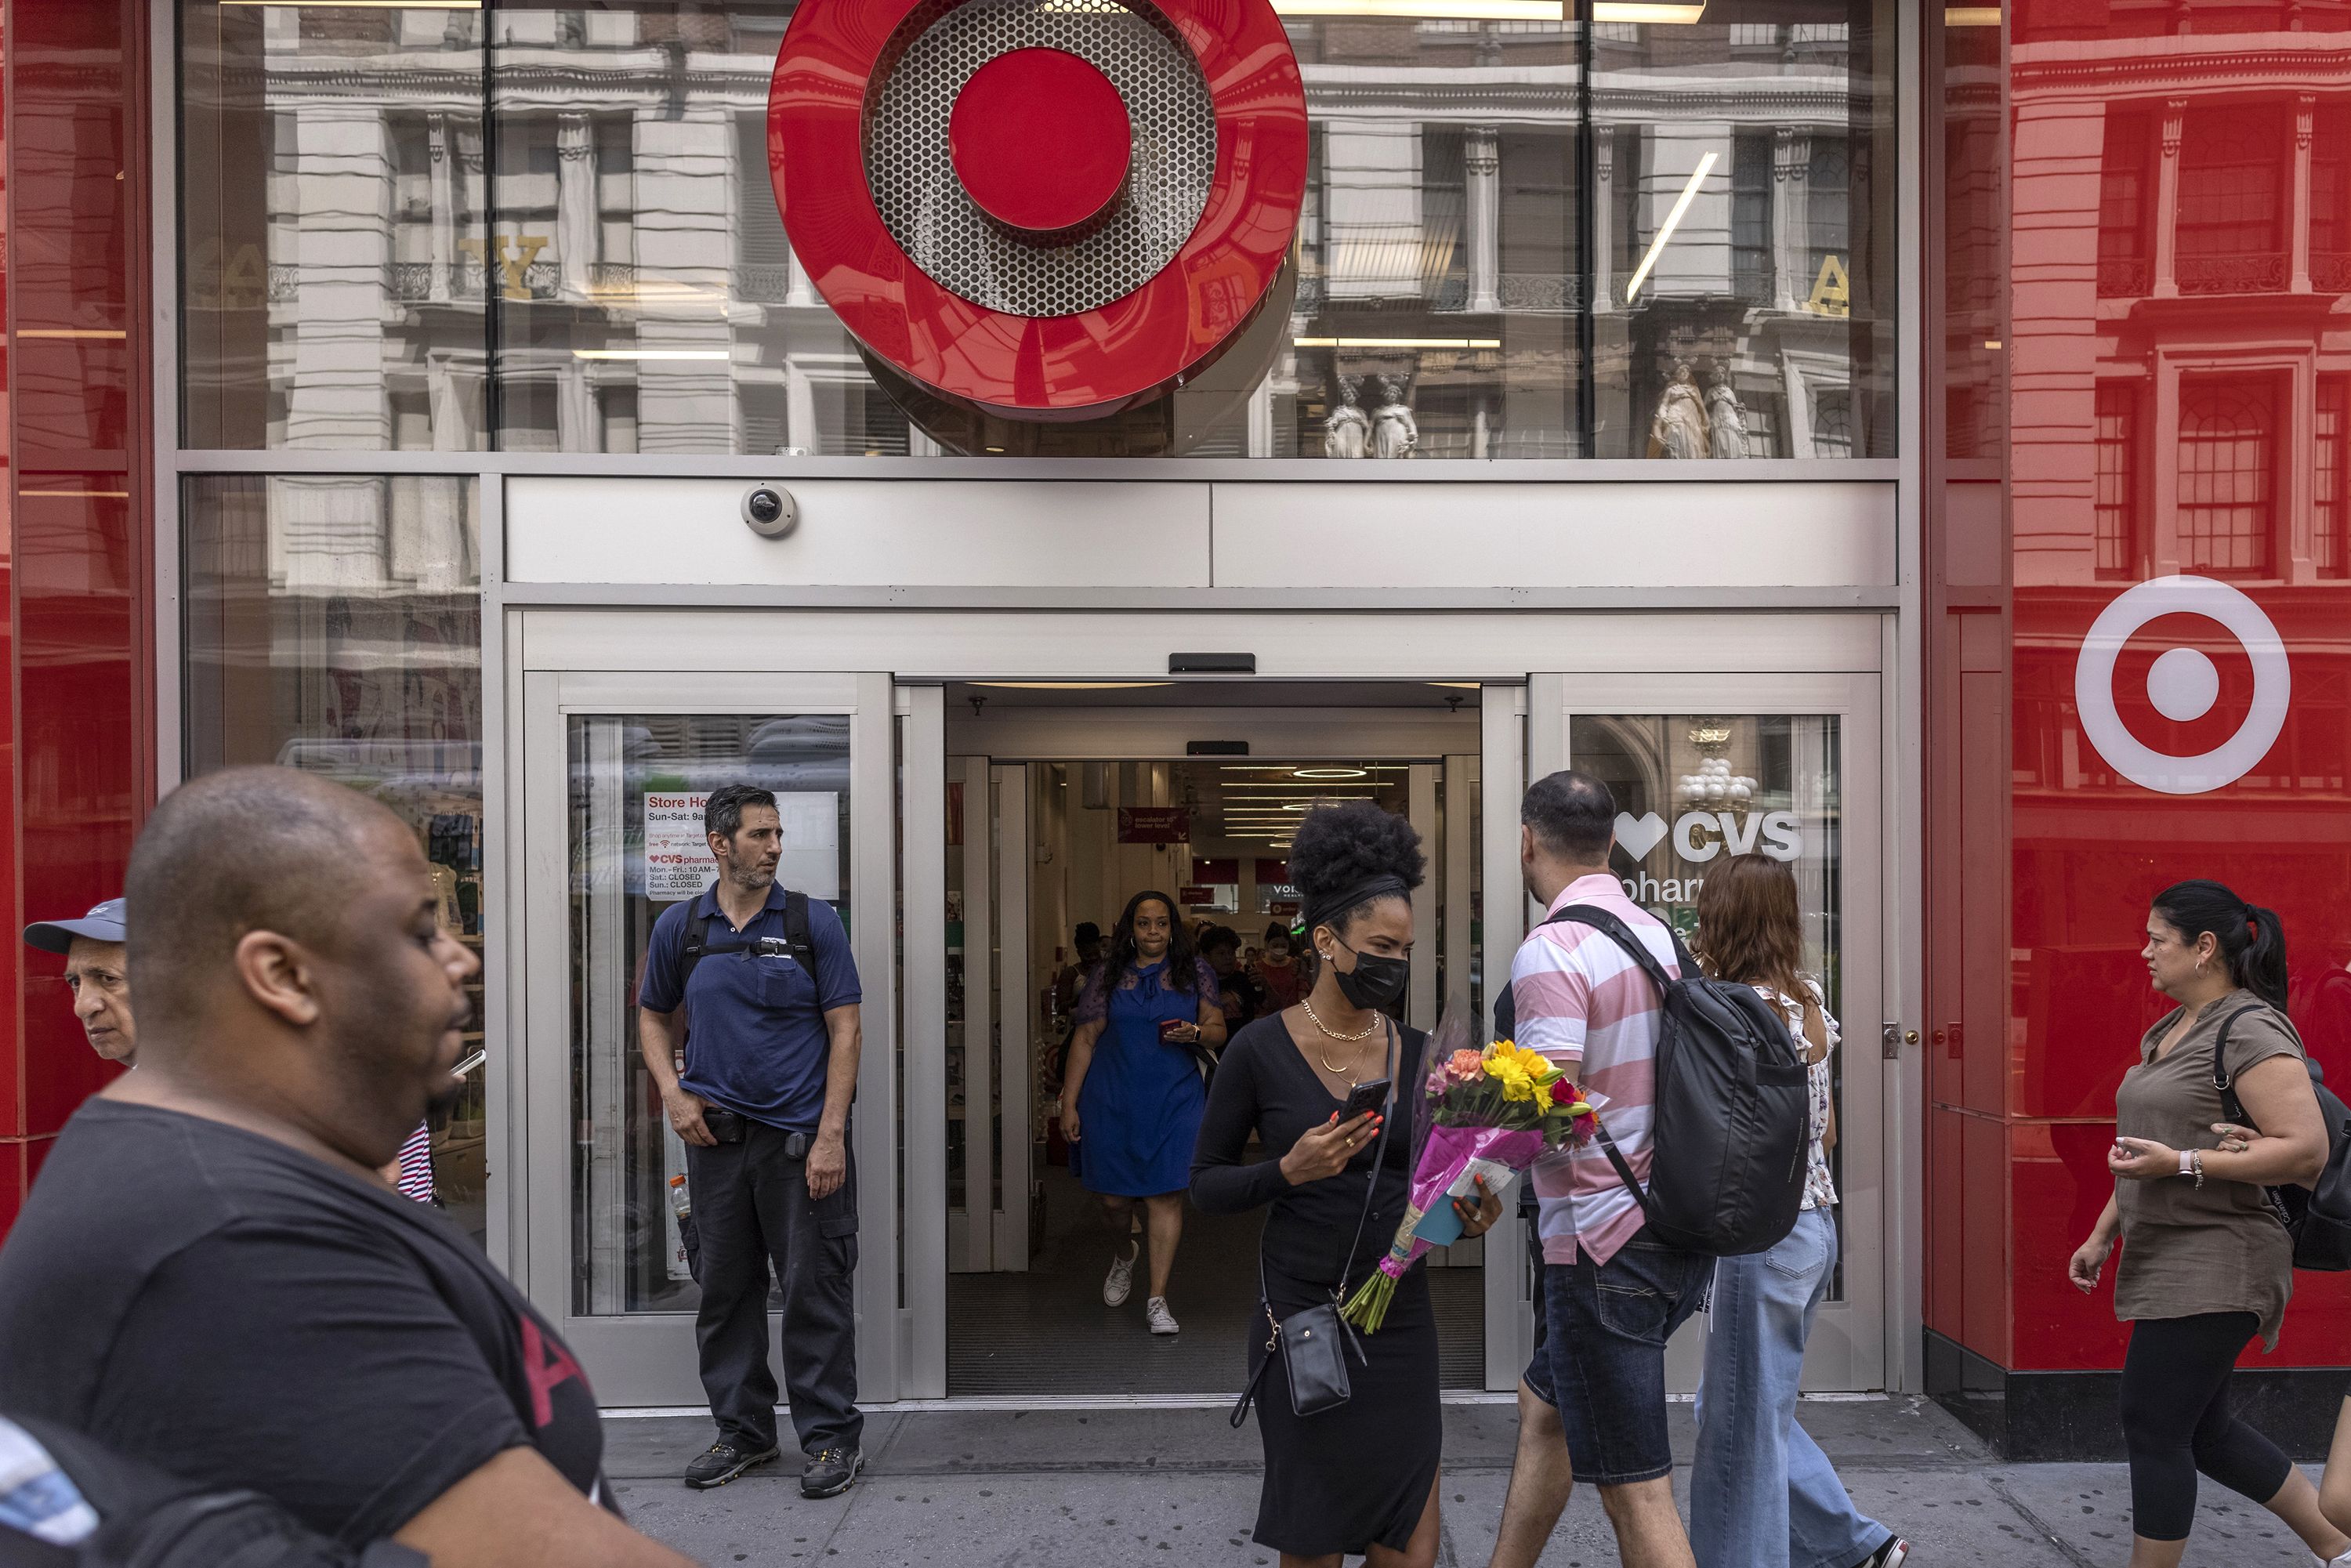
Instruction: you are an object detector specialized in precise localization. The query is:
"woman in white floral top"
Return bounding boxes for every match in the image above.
[1686,854,1910,1568]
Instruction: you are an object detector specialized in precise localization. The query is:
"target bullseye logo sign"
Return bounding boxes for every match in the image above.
[769,0,1308,419]
[2074,575,2292,796]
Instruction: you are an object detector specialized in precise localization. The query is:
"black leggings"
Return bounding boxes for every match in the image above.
[2120,1312,2295,1541]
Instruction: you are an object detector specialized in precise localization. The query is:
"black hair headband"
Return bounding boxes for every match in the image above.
[1296,874,1411,939]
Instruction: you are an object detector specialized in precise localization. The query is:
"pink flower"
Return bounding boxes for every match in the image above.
[1445,1048,1484,1083]
[1425,1073,1448,1099]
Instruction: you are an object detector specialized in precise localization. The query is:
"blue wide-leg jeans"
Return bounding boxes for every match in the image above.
[1690,1206,1892,1568]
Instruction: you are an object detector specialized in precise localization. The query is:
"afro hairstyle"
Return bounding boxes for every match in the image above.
[1288,798,1425,943]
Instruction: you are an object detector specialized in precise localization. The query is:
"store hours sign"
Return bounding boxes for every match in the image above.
[642,791,844,903]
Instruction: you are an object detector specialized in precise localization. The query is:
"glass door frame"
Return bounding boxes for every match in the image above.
[1529,669,1889,1394]
[513,663,904,1407]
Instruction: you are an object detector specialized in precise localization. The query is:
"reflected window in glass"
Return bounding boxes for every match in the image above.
[181,475,487,1242]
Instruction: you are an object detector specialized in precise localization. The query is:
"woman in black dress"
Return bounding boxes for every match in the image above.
[1192,802,1501,1568]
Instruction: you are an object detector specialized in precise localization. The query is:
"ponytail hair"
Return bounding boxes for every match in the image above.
[2150,879,2288,1010]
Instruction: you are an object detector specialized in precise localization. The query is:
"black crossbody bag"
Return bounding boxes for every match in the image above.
[1230,1022,1396,1427]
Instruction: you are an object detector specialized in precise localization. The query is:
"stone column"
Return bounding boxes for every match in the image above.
[1465,126,1501,314]
[556,112,598,299]
[1773,125,1809,312]
[427,114,455,303]
[556,360,596,451]
[285,106,396,449]
[1592,132,1614,310]
[2154,98,2185,298]
[2294,94,2316,294]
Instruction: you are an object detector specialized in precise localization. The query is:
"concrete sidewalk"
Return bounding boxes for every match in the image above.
[604,1397,2327,1566]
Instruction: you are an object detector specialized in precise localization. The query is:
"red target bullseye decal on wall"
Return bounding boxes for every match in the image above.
[769,0,1308,419]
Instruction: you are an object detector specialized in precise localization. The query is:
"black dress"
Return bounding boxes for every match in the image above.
[1190,1015,1436,1559]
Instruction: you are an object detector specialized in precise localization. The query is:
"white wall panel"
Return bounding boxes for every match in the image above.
[505,477,1212,587]
[1210,481,1893,588]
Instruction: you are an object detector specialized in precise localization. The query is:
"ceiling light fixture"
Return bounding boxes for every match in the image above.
[968,682,1176,690]
[1943,5,2000,23]
[1623,150,1717,303]
[1291,767,1371,780]
[1293,335,1502,349]
[1592,1,1706,19]
[571,349,732,361]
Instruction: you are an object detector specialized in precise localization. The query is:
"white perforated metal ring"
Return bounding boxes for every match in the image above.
[862,0,1217,319]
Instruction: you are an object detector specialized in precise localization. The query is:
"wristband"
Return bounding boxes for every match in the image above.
[2179,1150,2194,1177]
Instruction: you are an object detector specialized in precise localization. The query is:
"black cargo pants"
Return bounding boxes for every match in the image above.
[683,1121,862,1455]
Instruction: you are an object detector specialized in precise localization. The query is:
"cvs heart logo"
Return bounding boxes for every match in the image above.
[1614,811,1668,860]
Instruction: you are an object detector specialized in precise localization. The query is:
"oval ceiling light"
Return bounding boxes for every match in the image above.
[1290,767,1369,780]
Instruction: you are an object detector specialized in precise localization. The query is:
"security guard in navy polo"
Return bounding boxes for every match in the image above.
[638,784,865,1497]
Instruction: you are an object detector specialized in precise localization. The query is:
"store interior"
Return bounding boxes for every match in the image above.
[938,682,1488,1396]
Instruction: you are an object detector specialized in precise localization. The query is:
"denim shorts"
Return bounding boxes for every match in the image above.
[1523,1227,1712,1486]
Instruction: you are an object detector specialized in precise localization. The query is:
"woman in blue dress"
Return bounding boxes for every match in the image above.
[1061,889,1226,1335]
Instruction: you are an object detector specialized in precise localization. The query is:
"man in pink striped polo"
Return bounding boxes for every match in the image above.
[1487,770,1710,1568]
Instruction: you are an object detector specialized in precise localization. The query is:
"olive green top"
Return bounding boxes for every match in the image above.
[2113,990,2303,1349]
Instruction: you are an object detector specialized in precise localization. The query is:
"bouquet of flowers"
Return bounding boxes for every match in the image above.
[1340,1014,1598,1333]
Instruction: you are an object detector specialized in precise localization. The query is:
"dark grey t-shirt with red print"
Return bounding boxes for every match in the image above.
[0,1100,607,1545]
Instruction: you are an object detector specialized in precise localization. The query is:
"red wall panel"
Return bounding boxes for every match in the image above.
[0,0,150,1233]
[1931,1,2351,1385]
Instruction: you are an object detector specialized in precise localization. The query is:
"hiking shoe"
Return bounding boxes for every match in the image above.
[1146,1295,1179,1335]
[683,1439,779,1490]
[1103,1241,1139,1306]
[1858,1540,1910,1568]
[800,1446,863,1498]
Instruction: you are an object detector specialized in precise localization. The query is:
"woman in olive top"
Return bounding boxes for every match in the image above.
[2068,880,2351,1568]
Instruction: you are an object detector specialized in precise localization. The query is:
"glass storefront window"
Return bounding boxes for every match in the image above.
[181,6,491,451]
[1588,7,1896,458]
[180,475,487,1241]
[565,713,852,1315]
[180,1,1895,458]
[1569,712,1846,1266]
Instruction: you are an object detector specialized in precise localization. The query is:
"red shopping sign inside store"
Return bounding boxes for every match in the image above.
[767,0,1307,418]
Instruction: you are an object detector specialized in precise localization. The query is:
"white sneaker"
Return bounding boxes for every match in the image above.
[1103,1242,1138,1307]
[1146,1295,1179,1335]
[1867,1540,1911,1568]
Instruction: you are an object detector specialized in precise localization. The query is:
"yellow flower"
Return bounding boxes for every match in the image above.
[1493,1042,1556,1085]
[1493,1061,1538,1102]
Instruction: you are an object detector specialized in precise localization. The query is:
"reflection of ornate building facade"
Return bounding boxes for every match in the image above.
[184,8,1884,460]
[1927,2,2351,1458]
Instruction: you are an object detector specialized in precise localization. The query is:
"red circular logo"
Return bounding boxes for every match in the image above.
[769,0,1309,419]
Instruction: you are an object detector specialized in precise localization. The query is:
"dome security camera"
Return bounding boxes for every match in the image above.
[741,483,797,538]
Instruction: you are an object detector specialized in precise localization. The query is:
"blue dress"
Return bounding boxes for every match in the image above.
[1071,958,1218,1197]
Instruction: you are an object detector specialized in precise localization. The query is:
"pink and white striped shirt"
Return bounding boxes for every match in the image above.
[393,1120,435,1205]
[1513,874,1679,1268]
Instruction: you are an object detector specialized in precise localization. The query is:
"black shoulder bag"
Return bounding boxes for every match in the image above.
[2208,1002,2351,1272]
[1230,1021,1396,1427]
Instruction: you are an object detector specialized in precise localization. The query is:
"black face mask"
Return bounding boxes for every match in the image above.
[1330,940,1410,1011]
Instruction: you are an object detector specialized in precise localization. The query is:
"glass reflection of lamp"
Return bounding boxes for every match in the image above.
[1676,757,1755,810]
[1268,1,1706,17]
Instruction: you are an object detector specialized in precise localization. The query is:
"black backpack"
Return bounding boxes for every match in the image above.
[2208,1002,2351,1272]
[1496,905,1812,1257]
[0,1414,425,1568]
[678,890,815,990]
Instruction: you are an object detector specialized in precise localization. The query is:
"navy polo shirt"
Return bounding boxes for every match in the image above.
[639,885,862,1134]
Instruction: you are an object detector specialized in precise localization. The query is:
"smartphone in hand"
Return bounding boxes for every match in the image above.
[1340,1077,1393,1122]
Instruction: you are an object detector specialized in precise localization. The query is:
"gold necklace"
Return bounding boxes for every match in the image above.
[1298,992,1382,1053]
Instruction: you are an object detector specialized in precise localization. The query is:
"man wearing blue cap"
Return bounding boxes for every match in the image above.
[23,899,136,1065]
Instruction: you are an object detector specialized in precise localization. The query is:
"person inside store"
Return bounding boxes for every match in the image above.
[1203,924,1266,1031]
[1053,921,1106,1019]
[1061,889,1226,1336]
[638,783,866,1497]
[23,898,136,1065]
[0,766,692,1568]
[1254,921,1307,1018]
[1193,802,1500,1568]
[2067,880,2351,1568]
[1685,853,1908,1568]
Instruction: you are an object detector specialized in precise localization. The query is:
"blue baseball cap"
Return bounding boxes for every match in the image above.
[24,898,126,955]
